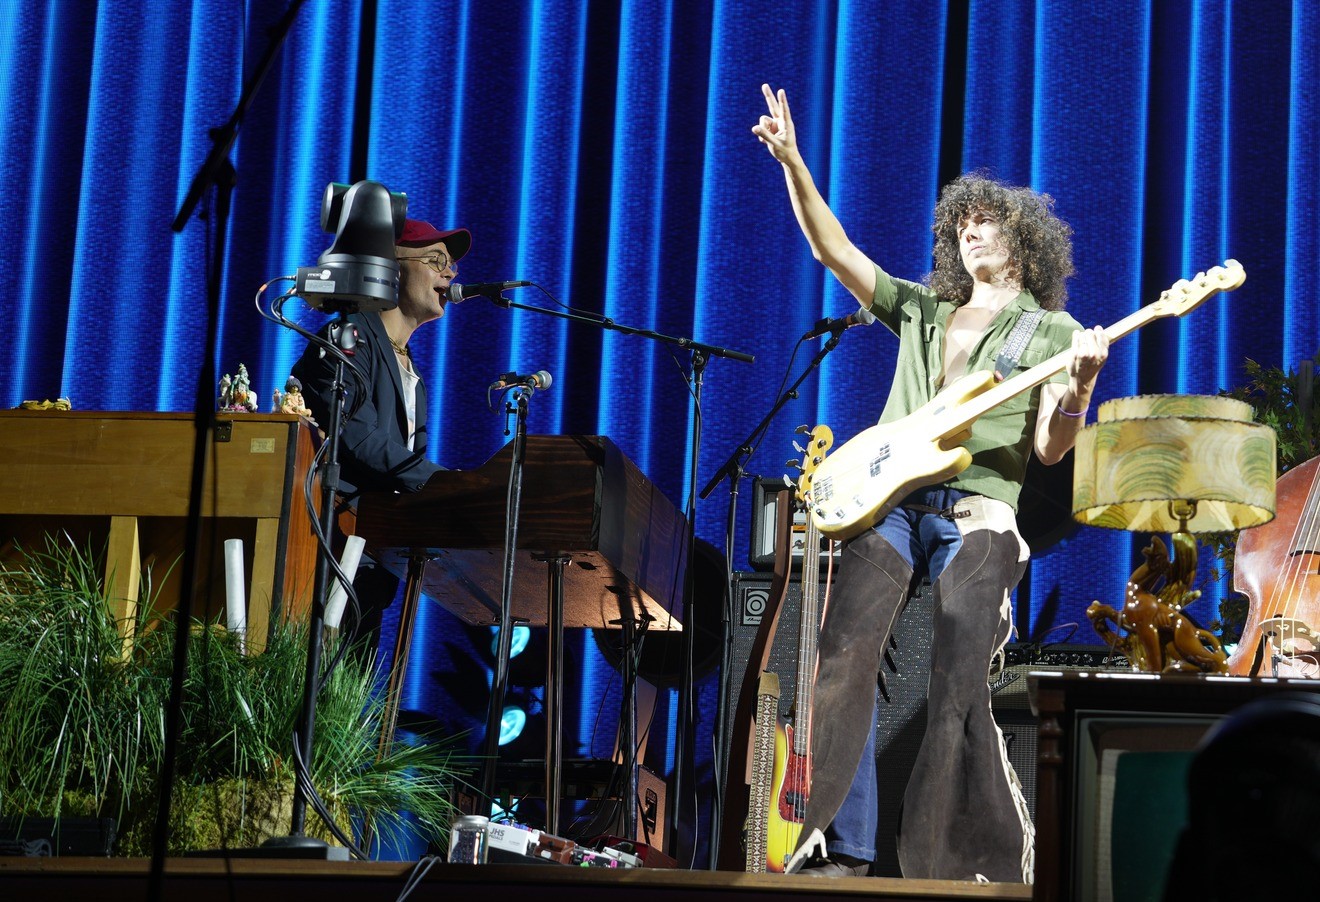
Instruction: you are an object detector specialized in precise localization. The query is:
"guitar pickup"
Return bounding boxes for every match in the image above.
[815,476,833,501]
[868,445,891,477]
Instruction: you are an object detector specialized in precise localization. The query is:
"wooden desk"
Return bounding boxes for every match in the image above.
[1029,671,1320,902]
[0,410,318,651]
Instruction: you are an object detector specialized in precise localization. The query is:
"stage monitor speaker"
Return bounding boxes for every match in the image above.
[723,571,822,766]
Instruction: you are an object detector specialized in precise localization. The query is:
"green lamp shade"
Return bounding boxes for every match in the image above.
[1072,394,1276,533]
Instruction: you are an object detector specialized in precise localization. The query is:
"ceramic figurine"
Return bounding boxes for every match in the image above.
[275,375,314,421]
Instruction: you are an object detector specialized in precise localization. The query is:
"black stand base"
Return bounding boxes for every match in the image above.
[187,835,350,860]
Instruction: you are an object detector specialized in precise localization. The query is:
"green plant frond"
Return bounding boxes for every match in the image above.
[1,535,463,854]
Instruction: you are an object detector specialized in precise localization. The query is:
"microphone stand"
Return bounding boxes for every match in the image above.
[479,384,533,815]
[484,294,754,366]
[478,290,752,861]
[262,314,354,857]
[697,330,848,869]
[160,0,310,878]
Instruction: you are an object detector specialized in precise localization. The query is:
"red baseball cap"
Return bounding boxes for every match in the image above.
[396,218,472,260]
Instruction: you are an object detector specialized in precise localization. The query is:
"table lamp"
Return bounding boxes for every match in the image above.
[1072,394,1276,672]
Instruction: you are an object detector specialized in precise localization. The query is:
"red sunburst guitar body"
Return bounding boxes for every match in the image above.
[761,425,832,872]
[765,720,807,871]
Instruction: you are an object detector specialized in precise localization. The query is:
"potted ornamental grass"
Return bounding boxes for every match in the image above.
[0,536,464,856]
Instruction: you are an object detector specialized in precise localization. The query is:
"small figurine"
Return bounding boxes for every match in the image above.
[233,364,258,412]
[274,375,314,421]
[217,373,233,410]
[1086,534,1228,674]
[218,364,259,412]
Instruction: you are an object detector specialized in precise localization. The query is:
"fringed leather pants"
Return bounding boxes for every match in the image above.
[799,488,1036,882]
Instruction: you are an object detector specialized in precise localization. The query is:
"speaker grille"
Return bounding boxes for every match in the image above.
[870,580,934,876]
[724,572,820,758]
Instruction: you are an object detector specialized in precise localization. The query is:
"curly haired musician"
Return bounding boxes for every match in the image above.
[753,83,1108,883]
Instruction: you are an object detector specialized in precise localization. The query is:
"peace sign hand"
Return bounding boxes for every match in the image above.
[752,83,800,164]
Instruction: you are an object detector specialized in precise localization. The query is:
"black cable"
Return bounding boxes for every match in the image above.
[395,854,441,901]
[289,727,368,859]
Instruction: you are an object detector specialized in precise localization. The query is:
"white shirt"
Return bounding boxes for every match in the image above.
[396,353,420,451]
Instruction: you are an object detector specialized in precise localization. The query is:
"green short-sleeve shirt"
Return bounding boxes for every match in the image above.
[867,263,1082,511]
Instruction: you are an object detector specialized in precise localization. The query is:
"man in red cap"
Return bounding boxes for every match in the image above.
[293,218,472,656]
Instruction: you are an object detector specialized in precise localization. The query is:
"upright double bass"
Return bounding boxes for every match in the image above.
[1229,455,1320,677]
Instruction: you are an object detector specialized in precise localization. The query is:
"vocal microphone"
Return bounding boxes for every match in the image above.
[801,306,877,341]
[447,281,533,303]
[489,370,553,392]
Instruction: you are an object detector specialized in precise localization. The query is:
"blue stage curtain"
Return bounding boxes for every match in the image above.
[4,0,1318,859]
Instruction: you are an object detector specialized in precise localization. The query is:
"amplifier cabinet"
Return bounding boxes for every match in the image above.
[747,478,842,572]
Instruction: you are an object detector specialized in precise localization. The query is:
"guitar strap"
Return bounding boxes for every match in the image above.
[993,308,1046,382]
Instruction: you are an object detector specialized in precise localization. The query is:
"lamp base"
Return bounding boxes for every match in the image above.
[1086,532,1228,674]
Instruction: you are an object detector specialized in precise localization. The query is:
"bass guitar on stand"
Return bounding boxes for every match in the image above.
[762,424,833,871]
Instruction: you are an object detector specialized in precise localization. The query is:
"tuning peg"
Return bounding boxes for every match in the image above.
[781,475,795,488]
[795,424,813,434]
[785,459,803,470]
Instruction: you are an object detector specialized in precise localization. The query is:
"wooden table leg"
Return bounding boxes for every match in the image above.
[105,516,141,657]
[247,517,279,654]
[377,555,426,760]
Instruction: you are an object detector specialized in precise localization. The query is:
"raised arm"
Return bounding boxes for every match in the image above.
[753,84,877,306]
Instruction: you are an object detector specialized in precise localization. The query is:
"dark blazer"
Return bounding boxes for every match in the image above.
[292,310,442,499]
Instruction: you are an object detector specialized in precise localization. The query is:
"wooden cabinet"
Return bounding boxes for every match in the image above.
[0,410,318,652]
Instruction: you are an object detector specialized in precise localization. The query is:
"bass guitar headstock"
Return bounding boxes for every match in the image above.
[788,424,834,505]
[1149,259,1246,319]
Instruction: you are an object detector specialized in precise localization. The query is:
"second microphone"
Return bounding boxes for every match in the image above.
[489,370,553,392]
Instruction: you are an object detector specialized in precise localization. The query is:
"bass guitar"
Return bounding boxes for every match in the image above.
[806,261,1247,540]
[764,424,832,871]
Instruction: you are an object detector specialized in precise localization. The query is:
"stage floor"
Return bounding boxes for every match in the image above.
[0,857,1034,901]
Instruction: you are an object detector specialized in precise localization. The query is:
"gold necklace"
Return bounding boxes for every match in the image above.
[387,335,409,355]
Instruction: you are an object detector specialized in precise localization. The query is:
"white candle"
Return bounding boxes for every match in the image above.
[223,538,247,653]
[324,535,366,631]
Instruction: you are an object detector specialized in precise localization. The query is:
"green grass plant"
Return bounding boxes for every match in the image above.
[0,535,463,855]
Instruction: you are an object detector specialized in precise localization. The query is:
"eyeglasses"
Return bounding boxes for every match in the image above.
[398,253,457,275]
